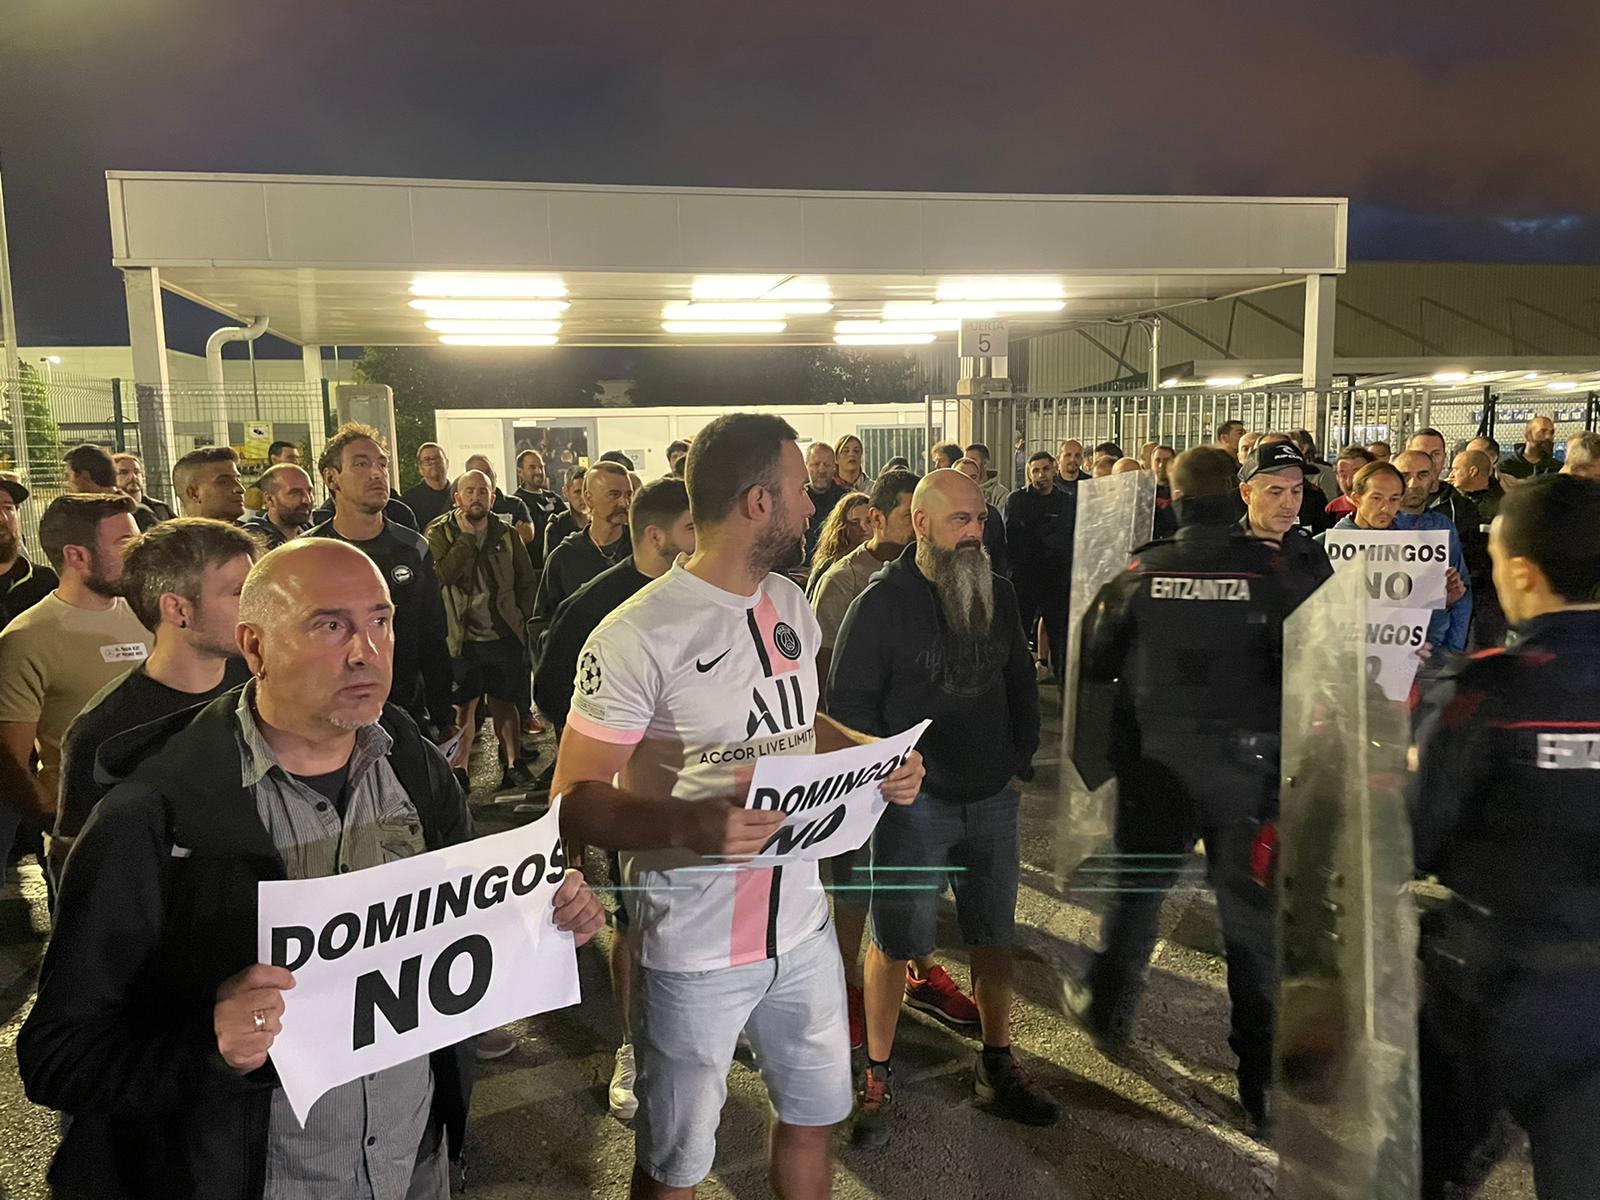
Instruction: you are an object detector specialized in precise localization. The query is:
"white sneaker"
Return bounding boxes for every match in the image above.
[473,1027,517,1061]
[609,1043,638,1119]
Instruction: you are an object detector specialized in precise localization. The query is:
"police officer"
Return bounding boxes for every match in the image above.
[1063,445,1332,1139]
[1412,473,1600,1200]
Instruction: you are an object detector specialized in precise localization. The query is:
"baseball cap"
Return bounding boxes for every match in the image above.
[1239,442,1316,484]
[0,475,28,505]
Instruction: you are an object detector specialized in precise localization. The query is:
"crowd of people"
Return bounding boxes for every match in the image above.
[0,405,1594,1199]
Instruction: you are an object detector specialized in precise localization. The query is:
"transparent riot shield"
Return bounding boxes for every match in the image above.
[1052,470,1156,883]
[1276,558,1419,1199]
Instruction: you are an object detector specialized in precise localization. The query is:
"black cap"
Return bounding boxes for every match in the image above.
[0,475,28,505]
[1239,442,1316,483]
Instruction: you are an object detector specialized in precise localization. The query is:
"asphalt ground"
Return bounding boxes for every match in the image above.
[0,688,1536,1198]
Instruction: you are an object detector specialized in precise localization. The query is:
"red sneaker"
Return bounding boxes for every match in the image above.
[847,983,865,1051]
[905,964,980,1027]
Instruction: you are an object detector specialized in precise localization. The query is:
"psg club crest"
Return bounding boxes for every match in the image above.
[773,621,802,661]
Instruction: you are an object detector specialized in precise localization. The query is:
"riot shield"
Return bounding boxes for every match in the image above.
[1052,470,1156,883]
[1276,558,1419,1198]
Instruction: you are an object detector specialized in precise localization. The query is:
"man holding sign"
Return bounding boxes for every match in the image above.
[19,539,606,1200]
[552,414,923,1200]
[828,468,1049,1148]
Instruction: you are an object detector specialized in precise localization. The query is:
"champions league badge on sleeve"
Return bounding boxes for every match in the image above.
[577,651,603,696]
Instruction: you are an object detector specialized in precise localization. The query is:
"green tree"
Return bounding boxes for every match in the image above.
[355,347,605,487]
[0,361,65,478]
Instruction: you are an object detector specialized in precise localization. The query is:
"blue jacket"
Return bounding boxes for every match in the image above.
[1320,514,1472,652]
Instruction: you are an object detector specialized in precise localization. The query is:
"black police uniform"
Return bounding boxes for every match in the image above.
[1074,500,1332,1122]
[1412,610,1600,1199]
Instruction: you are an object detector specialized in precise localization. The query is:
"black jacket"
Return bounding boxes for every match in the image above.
[828,546,1039,802]
[1078,511,1331,815]
[533,561,652,731]
[1002,485,1075,579]
[533,527,632,626]
[236,513,295,551]
[17,696,474,1200]
[311,493,418,531]
[0,551,57,630]
[1412,610,1600,942]
[401,480,453,530]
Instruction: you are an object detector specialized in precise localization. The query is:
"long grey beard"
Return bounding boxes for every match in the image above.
[919,541,995,640]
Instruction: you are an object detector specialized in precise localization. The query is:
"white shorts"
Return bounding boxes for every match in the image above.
[632,922,853,1188]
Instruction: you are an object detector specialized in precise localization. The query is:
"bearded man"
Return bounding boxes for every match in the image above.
[827,468,1051,1148]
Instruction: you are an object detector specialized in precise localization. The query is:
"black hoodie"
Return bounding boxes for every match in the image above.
[827,545,1039,803]
[18,695,473,1200]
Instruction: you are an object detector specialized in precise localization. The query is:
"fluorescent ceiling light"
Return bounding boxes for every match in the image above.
[1431,370,1470,384]
[1523,371,1540,380]
[1160,377,1182,388]
[835,319,960,334]
[424,320,563,335]
[410,274,567,298]
[689,275,786,300]
[662,302,832,320]
[937,277,1065,301]
[834,333,937,347]
[1547,380,1580,392]
[438,334,559,347]
[661,320,787,334]
[410,299,569,319]
[1205,375,1246,388]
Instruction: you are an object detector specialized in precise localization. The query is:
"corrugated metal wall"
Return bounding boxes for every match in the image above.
[1018,263,1600,393]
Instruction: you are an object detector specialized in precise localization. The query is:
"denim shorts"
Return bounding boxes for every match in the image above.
[633,923,853,1188]
[868,786,1021,962]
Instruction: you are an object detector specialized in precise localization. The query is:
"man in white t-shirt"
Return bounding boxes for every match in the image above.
[555,413,924,1199]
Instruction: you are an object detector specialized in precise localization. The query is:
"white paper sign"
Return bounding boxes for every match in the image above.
[1323,529,1451,611]
[257,800,579,1124]
[744,720,930,861]
[1364,607,1431,701]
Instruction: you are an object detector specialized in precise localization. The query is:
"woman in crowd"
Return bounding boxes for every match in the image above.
[835,434,869,493]
[805,491,871,597]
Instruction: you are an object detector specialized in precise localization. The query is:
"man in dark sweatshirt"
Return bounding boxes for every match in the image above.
[828,468,1052,1149]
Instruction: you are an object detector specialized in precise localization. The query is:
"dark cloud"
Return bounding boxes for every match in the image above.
[2,0,1596,346]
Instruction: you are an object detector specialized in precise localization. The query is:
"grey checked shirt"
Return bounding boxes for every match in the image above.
[235,684,442,1200]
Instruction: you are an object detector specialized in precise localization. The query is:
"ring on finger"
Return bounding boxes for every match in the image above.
[252,1008,268,1034]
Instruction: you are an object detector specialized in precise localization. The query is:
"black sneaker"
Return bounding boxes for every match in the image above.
[499,766,528,793]
[1061,976,1129,1058]
[850,1063,894,1149]
[974,1050,1060,1126]
[1240,1076,1273,1142]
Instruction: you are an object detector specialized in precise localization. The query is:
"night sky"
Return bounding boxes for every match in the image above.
[2,0,1597,354]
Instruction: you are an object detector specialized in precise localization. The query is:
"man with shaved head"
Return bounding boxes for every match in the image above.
[1450,446,1506,647]
[830,468,1052,1147]
[19,537,607,1196]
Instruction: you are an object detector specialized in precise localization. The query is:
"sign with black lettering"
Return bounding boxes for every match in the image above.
[1364,607,1431,701]
[744,720,929,861]
[257,801,578,1123]
[1322,529,1450,611]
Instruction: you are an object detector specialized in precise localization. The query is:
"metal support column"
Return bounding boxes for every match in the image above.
[0,153,27,478]
[302,344,327,471]
[1301,275,1337,437]
[123,268,177,495]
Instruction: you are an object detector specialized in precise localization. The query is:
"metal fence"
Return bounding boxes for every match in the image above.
[1014,388,1430,460]
[1424,387,1600,458]
[2,371,330,548]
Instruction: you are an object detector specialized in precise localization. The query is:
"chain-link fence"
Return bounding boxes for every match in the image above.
[1424,387,1600,459]
[3,370,330,549]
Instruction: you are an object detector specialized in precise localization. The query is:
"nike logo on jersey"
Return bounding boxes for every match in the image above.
[1149,576,1252,601]
[696,648,732,673]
